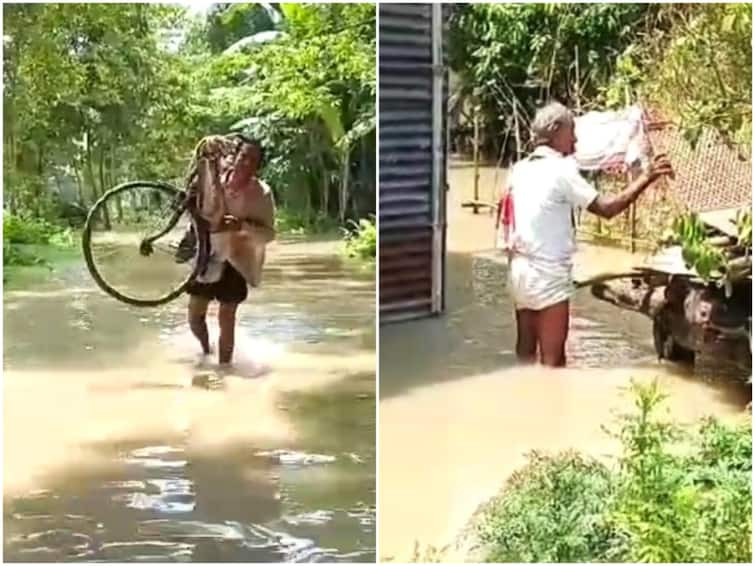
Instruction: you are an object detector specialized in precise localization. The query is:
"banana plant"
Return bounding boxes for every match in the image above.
[670,210,751,289]
[317,101,376,223]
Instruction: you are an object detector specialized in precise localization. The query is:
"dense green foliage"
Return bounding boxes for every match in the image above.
[343,217,376,260]
[3,2,376,270]
[449,3,751,159]
[449,3,656,159]
[3,211,75,281]
[479,381,752,563]
[629,3,752,150]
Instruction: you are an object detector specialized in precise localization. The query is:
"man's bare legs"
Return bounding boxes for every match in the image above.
[537,300,569,367]
[515,308,538,363]
[218,302,239,365]
[188,297,240,365]
[188,295,211,355]
[514,300,570,367]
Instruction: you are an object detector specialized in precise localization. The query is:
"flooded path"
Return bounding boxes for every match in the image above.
[4,238,376,562]
[378,161,750,561]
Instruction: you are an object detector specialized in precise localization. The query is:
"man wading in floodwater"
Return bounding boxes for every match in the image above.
[499,102,673,367]
[177,134,275,366]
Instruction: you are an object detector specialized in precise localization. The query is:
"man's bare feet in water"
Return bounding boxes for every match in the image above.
[194,344,215,369]
[216,361,234,376]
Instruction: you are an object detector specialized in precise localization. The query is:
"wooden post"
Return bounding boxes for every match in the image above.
[594,173,602,235]
[574,45,582,227]
[472,107,480,213]
[513,103,522,160]
[631,199,637,253]
[574,45,580,108]
[624,86,636,253]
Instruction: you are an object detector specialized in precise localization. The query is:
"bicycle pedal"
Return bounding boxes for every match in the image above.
[174,237,197,264]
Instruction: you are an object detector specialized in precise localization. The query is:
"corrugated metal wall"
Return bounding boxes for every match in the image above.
[379,3,447,323]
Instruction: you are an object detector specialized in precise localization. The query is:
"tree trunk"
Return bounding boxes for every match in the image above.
[36,144,44,175]
[98,144,111,230]
[106,147,122,222]
[6,130,17,214]
[322,163,330,217]
[304,179,312,223]
[86,131,110,230]
[115,195,124,223]
[72,161,85,206]
[34,144,45,217]
[5,83,17,214]
[339,150,350,224]
[98,145,106,195]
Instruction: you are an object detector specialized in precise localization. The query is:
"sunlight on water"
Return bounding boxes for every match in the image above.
[4,239,376,562]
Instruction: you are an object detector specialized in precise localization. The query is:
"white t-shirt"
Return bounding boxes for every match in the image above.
[508,145,598,265]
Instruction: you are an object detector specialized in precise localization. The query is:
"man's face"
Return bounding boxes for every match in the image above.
[236,143,261,175]
[551,121,577,156]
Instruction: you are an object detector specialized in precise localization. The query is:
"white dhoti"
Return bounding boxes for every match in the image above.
[508,255,574,311]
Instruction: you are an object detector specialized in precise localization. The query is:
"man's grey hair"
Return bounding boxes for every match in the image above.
[531,102,574,145]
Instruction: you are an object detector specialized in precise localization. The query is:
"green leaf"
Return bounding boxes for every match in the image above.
[317,101,345,143]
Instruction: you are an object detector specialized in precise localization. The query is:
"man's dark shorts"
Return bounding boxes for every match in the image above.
[186,263,248,304]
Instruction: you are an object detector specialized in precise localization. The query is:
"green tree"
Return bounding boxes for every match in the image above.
[615,3,752,149]
[3,2,376,235]
[449,3,655,159]
[3,2,188,216]
[204,2,278,53]
[199,2,376,224]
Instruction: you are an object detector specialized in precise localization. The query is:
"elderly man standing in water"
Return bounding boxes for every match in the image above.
[501,102,673,367]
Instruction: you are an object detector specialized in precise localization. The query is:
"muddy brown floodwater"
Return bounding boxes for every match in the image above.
[4,238,376,562]
[378,161,751,562]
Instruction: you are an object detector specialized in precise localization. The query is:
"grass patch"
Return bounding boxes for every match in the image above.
[478,381,752,563]
[3,244,80,289]
[4,211,79,286]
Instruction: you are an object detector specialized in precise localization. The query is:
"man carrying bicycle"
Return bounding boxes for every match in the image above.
[177,133,275,366]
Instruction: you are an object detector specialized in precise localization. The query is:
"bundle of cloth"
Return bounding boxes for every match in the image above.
[573,105,651,174]
[185,134,276,287]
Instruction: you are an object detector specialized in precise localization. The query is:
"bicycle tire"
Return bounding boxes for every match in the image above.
[82,180,208,307]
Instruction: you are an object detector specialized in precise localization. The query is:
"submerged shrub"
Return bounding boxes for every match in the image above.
[479,452,618,563]
[479,381,752,563]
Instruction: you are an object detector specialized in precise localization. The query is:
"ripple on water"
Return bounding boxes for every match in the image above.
[98,540,195,562]
[255,450,337,466]
[5,438,375,562]
[6,529,95,561]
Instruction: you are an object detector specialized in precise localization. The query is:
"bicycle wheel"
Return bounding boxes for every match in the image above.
[82,181,207,307]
